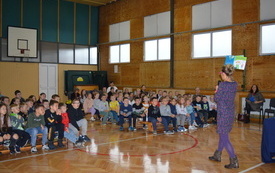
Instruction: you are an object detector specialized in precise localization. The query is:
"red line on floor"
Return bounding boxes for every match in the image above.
[75,133,199,157]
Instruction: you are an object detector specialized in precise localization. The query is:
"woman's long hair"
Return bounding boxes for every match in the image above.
[0,103,9,132]
[249,84,259,94]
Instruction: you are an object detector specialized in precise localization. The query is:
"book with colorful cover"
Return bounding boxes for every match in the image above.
[225,55,247,70]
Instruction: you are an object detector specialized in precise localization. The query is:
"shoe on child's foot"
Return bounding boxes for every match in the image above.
[58,139,65,148]
[74,141,82,147]
[153,130,157,135]
[164,130,175,135]
[15,145,21,153]
[189,125,197,130]
[133,127,137,131]
[42,145,50,150]
[90,117,95,121]
[31,146,37,153]
[192,125,197,130]
[83,135,91,142]
[128,126,134,131]
[203,124,210,128]
[9,146,15,154]
[193,121,199,127]
[48,141,56,150]
[119,126,124,131]
[182,127,188,132]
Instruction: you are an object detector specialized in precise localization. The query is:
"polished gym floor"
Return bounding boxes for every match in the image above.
[0,118,274,173]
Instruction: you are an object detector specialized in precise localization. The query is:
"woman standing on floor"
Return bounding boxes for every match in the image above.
[209,64,239,169]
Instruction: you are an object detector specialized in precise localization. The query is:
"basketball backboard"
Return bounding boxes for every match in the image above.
[8,26,37,58]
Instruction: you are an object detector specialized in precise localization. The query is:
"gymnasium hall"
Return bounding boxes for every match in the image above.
[0,0,275,172]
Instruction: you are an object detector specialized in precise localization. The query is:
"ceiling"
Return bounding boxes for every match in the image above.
[66,0,118,6]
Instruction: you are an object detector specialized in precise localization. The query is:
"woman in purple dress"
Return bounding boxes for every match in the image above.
[209,64,239,169]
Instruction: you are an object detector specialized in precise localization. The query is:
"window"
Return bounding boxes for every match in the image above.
[192,30,232,58]
[260,24,275,55]
[59,44,74,64]
[109,21,130,42]
[192,0,232,30]
[260,0,275,20]
[75,45,89,64]
[144,38,170,61]
[109,44,130,63]
[144,11,170,37]
[90,47,98,64]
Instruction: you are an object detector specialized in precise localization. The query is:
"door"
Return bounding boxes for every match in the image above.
[39,63,58,100]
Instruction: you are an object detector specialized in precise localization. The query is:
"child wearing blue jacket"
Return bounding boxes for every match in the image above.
[119,97,133,131]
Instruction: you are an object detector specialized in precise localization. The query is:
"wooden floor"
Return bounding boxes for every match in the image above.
[0,119,274,173]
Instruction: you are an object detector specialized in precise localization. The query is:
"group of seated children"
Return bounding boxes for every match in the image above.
[0,90,90,154]
[0,87,217,154]
[83,88,217,135]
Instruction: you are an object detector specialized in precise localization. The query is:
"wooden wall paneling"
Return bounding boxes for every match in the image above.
[252,56,275,91]
[174,3,191,32]
[120,64,140,86]
[140,62,170,87]
[140,0,170,17]
[0,62,39,99]
[174,34,191,61]
[130,18,143,39]
[233,0,259,24]
[174,59,216,89]
[99,0,275,93]
[98,25,109,43]
[232,25,259,56]
[130,42,143,64]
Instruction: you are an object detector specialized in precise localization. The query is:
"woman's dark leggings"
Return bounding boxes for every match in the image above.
[218,133,236,158]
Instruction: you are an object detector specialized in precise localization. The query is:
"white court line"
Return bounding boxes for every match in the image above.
[239,162,265,173]
[0,133,163,163]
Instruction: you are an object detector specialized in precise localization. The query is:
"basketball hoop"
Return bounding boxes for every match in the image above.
[20,49,30,57]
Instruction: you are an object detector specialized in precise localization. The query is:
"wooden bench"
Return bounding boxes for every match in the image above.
[139,121,153,132]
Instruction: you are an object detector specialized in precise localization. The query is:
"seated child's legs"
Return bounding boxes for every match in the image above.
[55,123,65,139]
[89,107,96,115]
[108,111,115,123]
[68,123,79,136]
[132,114,138,127]
[197,112,203,120]
[77,119,88,136]
[148,117,157,130]
[111,111,119,122]
[204,112,209,122]
[195,116,203,127]
[37,126,48,146]
[47,126,56,141]
[190,112,195,125]
[26,127,39,146]
[177,115,184,126]
[100,111,109,124]
[64,128,78,143]
[171,117,177,129]
[161,117,169,131]
[13,129,31,147]
[95,109,100,119]
[119,115,125,126]
[127,115,132,127]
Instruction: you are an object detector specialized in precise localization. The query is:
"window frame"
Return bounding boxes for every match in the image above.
[109,43,131,64]
[260,23,275,56]
[144,37,171,62]
[192,29,232,59]
[90,46,98,65]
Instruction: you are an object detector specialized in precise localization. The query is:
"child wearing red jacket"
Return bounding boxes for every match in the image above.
[58,103,81,146]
